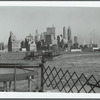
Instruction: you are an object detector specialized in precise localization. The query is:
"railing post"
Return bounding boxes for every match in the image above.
[9,81,12,91]
[3,81,7,92]
[39,63,44,92]
[28,76,31,92]
[14,67,16,92]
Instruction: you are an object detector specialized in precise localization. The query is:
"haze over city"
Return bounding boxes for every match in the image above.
[0,7,100,46]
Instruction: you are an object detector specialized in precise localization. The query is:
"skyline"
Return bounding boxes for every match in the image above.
[0,7,100,46]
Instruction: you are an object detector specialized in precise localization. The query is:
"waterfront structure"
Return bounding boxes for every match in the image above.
[8,31,21,52]
[67,26,72,51]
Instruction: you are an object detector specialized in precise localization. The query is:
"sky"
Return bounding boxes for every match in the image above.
[0,7,100,46]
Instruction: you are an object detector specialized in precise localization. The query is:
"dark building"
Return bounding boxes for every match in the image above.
[36,41,41,50]
[35,30,39,44]
[25,38,30,51]
[0,42,4,50]
[72,36,79,49]
[8,31,21,52]
[67,26,72,51]
[25,34,36,51]
[67,26,71,41]
[57,35,60,47]
[45,34,52,45]
[63,26,66,39]
[21,41,25,48]
[47,25,55,39]
[8,33,12,52]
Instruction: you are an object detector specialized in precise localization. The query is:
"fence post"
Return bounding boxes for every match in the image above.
[14,67,16,92]
[28,76,31,92]
[3,81,7,92]
[9,81,12,91]
[39,63,44,92]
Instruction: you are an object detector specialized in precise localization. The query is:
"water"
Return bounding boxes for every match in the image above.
[0,52,100,75]
[46,52,100,76]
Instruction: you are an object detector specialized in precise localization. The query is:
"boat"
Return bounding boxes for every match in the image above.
[42,51,61,60]
[23,51,39,60]
[23,50,61,61]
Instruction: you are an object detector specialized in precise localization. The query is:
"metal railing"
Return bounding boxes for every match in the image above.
[42,66,100,93]
[0,63,100,93]
[0,63,44,92]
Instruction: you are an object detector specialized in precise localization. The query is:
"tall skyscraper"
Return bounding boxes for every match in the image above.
[35,29,39,43]
[67,26,72,41]
[63,26,66,39]
[67,26,72,51]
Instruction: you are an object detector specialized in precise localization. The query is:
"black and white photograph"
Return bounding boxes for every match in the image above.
[0,1,100,96]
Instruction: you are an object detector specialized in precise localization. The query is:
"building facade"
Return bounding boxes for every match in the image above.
[8,31,21,52]
[47,25,55,39]
[63,26,66,40]
[25,34,36,51]
[67,26,72,51]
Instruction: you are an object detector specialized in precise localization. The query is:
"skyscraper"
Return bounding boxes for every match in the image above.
[73,36,78,49]
[67,26,71,41]
[47,25,55,39]
[67,26,72,51]
[35,29,39,43]
[63,26,66,39]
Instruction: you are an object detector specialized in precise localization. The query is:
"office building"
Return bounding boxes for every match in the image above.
[67,26,72,51]
[8,31,21,52]
[47,25,55,39]
[25,34,36,51]
[45,34,52,45]
[35,30,39,43]
[63,26,66,40]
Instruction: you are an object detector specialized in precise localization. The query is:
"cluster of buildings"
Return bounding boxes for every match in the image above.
[0,25,98,53]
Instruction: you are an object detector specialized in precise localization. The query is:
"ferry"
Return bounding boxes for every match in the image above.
[42,51,61,60]
[23,51,39,60]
